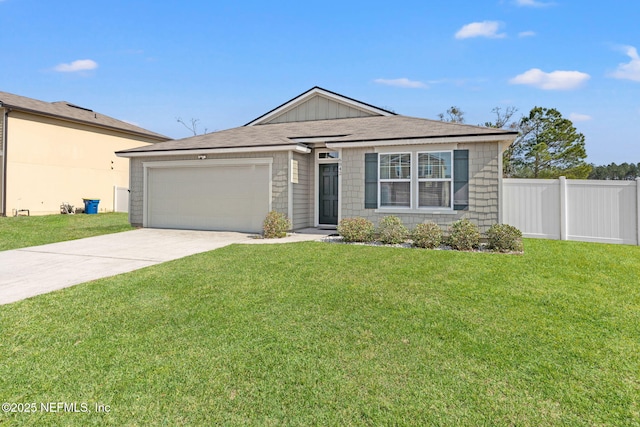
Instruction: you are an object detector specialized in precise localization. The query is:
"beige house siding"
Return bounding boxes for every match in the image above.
[128,151,290,227]
[291,152,313,229]
[465,142,501,230]
[340,142,501,232]
[265,94,378,124]
[5,111,155,216]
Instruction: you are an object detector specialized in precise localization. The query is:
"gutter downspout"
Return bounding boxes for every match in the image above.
[1,108,9,217]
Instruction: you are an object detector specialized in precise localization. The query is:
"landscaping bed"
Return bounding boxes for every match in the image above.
[322,234,505,252]
[333,216,524,253]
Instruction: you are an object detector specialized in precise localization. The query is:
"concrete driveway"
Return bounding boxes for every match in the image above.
[0,228,332,305]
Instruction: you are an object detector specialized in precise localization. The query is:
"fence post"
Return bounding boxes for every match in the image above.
[637,178,640,246]
[559,176,568,241]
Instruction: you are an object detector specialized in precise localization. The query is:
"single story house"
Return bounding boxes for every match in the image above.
[116,87,518,233]
[0,91,170,216]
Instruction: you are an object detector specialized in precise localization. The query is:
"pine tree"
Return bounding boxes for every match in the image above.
[509,107,591,178]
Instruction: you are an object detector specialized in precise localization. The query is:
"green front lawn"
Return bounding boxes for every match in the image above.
[0,213,133,251]
[1,239,639,425]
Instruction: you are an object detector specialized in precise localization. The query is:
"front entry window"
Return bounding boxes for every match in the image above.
[318,151,339,159]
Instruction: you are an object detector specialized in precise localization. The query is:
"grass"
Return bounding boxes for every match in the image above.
[0,213,133,251]
[1,239,639,426]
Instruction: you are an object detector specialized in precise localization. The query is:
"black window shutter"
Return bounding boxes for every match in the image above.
[453,150,469,210]
[364,153,378,209]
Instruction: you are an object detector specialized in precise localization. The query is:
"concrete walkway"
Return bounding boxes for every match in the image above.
[0,228,333,305]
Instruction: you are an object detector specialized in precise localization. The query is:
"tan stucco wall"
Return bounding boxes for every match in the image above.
[5,111,155,215]
[0,108,5,215]
[0,108,4,152]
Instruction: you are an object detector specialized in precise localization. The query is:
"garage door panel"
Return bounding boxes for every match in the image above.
[147,163,270,232]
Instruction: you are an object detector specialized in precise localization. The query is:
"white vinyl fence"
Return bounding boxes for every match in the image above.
[503,177,640,245]
[114,186,129,213]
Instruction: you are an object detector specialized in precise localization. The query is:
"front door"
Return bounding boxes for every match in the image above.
[319,163,338,225]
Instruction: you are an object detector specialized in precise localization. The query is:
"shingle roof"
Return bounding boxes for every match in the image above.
[0,91,169,141]
[117,115,518,154]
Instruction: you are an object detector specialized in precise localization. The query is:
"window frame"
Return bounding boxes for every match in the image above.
[373,149,458,212]
[378,152,412,209]
[417,150,454,210]
[318,151,340,160]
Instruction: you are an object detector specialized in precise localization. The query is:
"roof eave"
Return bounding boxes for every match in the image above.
[2,103,169,141]
[325,133,518,149]
[116,143,311,158]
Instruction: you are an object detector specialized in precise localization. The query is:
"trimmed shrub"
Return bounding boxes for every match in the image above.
[487,223,524,253]
[411,222,443,249]
[448,218,480,251]
[337,217,375,243]
[262,210,291,238]
[377,216,409,245]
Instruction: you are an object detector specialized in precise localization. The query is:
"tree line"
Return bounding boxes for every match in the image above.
[439,106,635,180]
[588,162,640,180]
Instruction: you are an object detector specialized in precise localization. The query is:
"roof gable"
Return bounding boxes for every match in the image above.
[245,86,395,126]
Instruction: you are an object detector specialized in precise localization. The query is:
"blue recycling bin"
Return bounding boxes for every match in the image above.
[83,199,100,214]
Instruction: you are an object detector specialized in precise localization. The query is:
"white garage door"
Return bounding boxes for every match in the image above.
[146,160,271,233]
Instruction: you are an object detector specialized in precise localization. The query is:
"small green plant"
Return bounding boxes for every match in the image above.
[338,217,375,242]
[448,218,480,251]
[377,216,408,245]
[487,223,524,253]
[262,210,291,238]
[411,222,443,249]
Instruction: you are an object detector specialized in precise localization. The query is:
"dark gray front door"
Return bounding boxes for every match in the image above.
[319,163,338,225]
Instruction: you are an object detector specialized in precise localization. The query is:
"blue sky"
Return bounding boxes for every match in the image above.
[1,0,639,164]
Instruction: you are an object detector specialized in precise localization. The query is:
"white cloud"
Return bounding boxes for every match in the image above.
[609,46,640,82]
[515,0,554,7]
[53,59,98,72]
[374,78,427,89]
[569,113,592,122]
[509,68,590,90]
[455,21,506,40]
[518,31,536,38]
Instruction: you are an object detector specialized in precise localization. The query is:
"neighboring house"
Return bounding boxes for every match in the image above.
[0,91,170,216]
[116,87,518,233]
